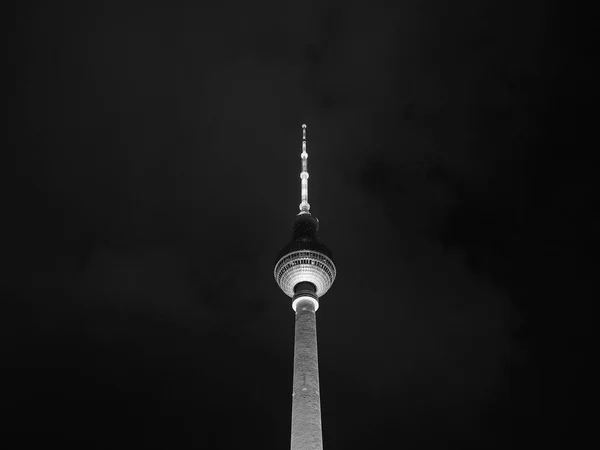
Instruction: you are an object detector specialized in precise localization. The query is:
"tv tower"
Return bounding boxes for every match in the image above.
[274,124,336,450]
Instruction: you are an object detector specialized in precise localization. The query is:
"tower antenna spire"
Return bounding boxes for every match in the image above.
[299,124,310,214]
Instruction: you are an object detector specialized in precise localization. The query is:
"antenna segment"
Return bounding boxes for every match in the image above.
[299,124,310,213]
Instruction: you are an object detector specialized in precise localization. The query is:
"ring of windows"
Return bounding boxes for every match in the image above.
[274,250,336,297]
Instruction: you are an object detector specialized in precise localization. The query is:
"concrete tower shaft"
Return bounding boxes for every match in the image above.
[291,296,323,450]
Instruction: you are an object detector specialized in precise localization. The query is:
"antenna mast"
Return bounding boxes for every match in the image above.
[299,124,310,214]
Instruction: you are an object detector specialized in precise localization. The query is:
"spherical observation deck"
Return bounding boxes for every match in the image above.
[274,213,336,298]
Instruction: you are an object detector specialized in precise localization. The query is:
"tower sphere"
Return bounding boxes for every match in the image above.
[274,213,336,298]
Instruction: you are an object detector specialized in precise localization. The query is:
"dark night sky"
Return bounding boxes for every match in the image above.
[6,1,595,449]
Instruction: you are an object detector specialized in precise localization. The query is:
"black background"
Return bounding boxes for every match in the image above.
[6,1,595,449]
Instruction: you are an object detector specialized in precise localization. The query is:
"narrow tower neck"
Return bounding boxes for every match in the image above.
[299,124,310,214]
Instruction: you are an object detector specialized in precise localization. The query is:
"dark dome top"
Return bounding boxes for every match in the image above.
[292,213,319,238]
[276,213,334,263]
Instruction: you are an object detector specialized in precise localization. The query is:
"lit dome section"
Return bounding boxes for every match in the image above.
[274,250,336,298]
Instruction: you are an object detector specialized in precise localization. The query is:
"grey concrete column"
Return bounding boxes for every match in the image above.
[291,299,323,450]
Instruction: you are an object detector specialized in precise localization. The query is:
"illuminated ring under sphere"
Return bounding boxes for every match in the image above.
[274,250,336,298]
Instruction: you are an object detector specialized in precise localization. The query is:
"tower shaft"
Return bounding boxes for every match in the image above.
[291,299,323,450]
